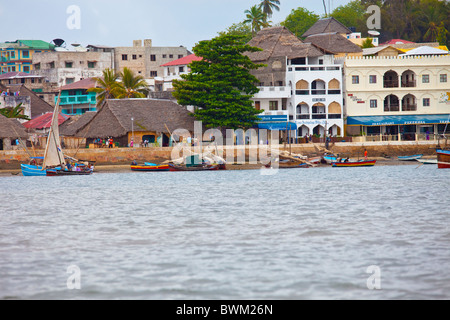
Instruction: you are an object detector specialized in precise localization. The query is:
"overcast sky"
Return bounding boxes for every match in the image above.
[0,0,352,51]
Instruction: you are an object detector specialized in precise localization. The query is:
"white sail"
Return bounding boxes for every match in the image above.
[42,93,66,169]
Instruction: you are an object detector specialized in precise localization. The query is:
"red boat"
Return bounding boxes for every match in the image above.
[332,160,376,167]
[437,149,450,169]
[130,163,170,171]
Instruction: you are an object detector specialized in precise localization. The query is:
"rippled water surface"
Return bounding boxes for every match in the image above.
[0,165,449,300]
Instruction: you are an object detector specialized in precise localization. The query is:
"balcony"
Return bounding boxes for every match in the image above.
[328,114,342,119]
[254,86,291,98]
[402,104,417,111]
[384,104,400,112]
[296,114,310,119]
[58,94,97,106]
[312,113,326,119]
[295,90,309,95]
[327,90,341,95]
[383,80,399,88]
[401,81,416,88]
[311,89,326,95]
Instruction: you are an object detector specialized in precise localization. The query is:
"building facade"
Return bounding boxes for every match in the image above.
[57,78,97,115]
[344,55,450,141]
[0,40,55,74]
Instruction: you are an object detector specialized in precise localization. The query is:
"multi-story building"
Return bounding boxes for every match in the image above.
[157,53,202,91]
[247,26,345,139]
[114,39,191,79]
[58,78,97,115]
[0,40,55,74]
[31,50,114,86]
[344,53,450,141]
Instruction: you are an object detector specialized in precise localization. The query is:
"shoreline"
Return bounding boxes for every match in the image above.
[0,157,430,176]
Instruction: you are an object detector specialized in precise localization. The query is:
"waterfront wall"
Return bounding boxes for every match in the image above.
[0,141,442,170]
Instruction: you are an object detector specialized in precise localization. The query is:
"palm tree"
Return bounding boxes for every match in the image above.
[0,103,30,120]
[258,0,280,21]
[244,5,266,36]
[88,68,120,108]
[115,67,150,99]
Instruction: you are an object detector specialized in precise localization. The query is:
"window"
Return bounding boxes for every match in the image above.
[162,54,167,58]
[269,101,278,111]
[318,59,323,65]
[440,74,447,83]
[65,62,73,68]
[122,54,128,61]
[150,55,156,61]
[352,75,359,84]
[10,51,15,59]
[22,50,30,58]
[254,101,260,110]
[422,74,429,83]
[369,75,377,84]
[88,61,96,68]
[23,66,30,72]
[370,99,377,108]
[66,78,75,85]
[150,71,157,77]
[423,98,430,107]
[132,55,137,60]
[178,55,183,59]
[179,66,184,73]
[169,54,173,58]
[48,62,55,69]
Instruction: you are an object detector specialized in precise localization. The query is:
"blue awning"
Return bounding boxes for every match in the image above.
[257,122,297,130]
[347,114,450,126]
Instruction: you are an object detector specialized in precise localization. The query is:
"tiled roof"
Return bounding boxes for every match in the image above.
[302,17,352,38]
[160,54,202,67]
[0,72,43,80]
[23,112,69,130]
[60,78,97,90]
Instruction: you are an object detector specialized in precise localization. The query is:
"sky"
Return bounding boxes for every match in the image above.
[0,0,352,51]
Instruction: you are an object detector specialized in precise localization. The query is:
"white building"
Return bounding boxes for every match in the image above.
[344,54,450,141]
[157,54,202,91]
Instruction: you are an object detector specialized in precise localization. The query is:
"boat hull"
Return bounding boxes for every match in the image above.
[46,169,93,176]
[323,155,338,164]
[416,159,438,165]
[398,154,423,161]
[131,164,170,171]
[332,160,377,167]
[168,164,220,171]
[21,164,47,176]
[437,149,450,169]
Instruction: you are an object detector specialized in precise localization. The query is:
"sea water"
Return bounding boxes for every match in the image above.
[0,165,449,300]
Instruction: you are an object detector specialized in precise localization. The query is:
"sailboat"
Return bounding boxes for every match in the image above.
[20,92,93,176]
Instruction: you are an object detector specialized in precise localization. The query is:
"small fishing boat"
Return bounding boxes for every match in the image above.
[416,158,438,165]
[130,162,170,171]
[307,156,322,165]
[323,154,338,164]
[168,163,220,171]
[398,154,423,161]
[436,149,450,169]
[332,160,376,167]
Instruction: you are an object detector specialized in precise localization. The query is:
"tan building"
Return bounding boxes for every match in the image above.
[344,55,450,140]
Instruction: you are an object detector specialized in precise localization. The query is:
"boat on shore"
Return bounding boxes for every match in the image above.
[130,162,170,172]
[168,163,220,171]
[398,154,423,161]
[332,160,376,167]
[416,158,438,165]
[436,149,450,169]
[323,154,338,164]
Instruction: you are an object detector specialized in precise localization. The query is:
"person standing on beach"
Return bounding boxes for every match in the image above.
[364,149,368,160]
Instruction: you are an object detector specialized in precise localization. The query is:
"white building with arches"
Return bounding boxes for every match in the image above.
[344,55,450,141]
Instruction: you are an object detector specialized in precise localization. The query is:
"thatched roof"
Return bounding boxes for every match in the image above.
[0,114,28,139]
[304,33,363,54]
[76,99,196,138]
[59,111,97,137]
[246,26,326,61]
[0,83,53,118]
[302,17,352,38]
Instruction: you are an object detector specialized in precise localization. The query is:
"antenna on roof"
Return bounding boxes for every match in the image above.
[51,38,66,48]
[368,30,380,36]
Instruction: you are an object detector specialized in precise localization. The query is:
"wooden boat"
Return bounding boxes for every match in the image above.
[265,159,309,169]
[21,92,93,177]
[323,154,338,164]
[332,160,377,167]
[416,158,438,165]
[130,162,170,171]
[168,163,220,171]
[398,154,423,161]
[437,149,450,169]
[307,156,322,164]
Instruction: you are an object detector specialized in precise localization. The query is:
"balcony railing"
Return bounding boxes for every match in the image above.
[383,80,399,88]
[295,90,309,95]
[311,89,326,95]
[384,104,400,112]
[296,114,310,119]
[328,90,341,95]
[312,113,326,119]
[401,80,416,88]
[402,104,417,111]
[58,94,97,106]
[328,114,342,119]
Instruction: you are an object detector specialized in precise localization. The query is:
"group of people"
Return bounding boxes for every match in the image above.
[0,89,19,96]
[93,137,114,148]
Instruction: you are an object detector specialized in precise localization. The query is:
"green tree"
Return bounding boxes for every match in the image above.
[0,103,30,120]
[244,5,268,36]
[361,38,375,48]
[88,68,120,108]
[259,0,281,21]
[115,67,150,99]
[218,21,253,43]
[281,7,319,39]
[172,34,265,130]
[330,0,368,34]
[436,21,448,46]
[419,0,447,42]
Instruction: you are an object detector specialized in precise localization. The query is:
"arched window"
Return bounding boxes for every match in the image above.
[383,70,399,88]
[402,94,417,111]
[384,95,400,112]
[401,70,416,88]
[295,80,309,95]
[328,102,342,119]
[328,79,340,94]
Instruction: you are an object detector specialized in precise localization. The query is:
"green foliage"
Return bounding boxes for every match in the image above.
[361,38,375,48]
[437,22,448,46]
[258,0,281,20]
[218,22,253,43]
[115,67,150,99]
[330,0,368,34]
[281,7,319,39]
[172,34,265,130]
[244,5,268,36]
[88,68,120,108]
[0,103,30,120]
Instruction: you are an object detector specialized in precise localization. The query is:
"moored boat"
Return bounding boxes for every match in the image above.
[168,163,220,171]
[130,163,170,171]
[416,158,438,165]
[398,154,423,161]
[323,154,338,164]
[332,160,376,167]
[436,149,450,169]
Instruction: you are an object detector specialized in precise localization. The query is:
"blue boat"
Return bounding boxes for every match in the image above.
[20,164,47,176]
[398,154,423,161]
[323,154,338,164]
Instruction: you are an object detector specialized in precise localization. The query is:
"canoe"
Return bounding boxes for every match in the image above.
[398,154,423,161]
[436,149,450,169]
[323,155,338,164]
[332,160,376,167]
[307,157,322,164]
[416,158,438,165]
[21,164,48,176]
[46,169,93,176]
[131,163,170,171]
[168,163,220,171]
